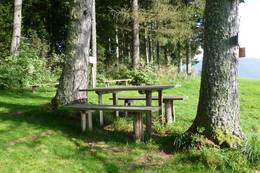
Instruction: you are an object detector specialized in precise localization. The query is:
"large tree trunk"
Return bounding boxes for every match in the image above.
[186,40,192,75]
[132,0,140,68]
[10,0,22,55]
[156,41,160,65]
[144,26,150,65]
[91,0,97,88]
[52,0,92,107]
[188,0,244,147]
[115,25,120,66]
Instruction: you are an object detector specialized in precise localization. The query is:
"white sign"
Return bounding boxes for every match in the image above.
[89,56,97,64]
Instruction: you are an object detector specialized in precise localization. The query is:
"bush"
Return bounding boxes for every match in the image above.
[97,65,156,85]
[0,44,55,88]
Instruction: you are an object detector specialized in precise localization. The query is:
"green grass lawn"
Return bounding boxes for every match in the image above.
[0,77,259,173]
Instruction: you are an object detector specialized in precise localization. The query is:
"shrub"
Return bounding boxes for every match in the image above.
[0,44,55,88]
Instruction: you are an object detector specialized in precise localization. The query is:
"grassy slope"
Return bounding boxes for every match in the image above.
[0,78,259,173]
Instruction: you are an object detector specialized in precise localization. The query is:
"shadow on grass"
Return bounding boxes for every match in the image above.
[0,101,179,152]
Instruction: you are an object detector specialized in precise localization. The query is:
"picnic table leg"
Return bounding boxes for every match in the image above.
[165,100,173,124]
[133,112,143,142]
[98,93,104,127]
[80,111,87,132]
[87,111,93,130]
[172,100,176,122]
[124,99,130,117]
[158,90,164,124]
[112,92,119,117]
[145,91,152,137]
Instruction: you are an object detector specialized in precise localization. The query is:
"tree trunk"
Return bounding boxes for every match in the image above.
[144,26,150,65]
[91,0,97,88]
[115,25,120,66]
[52,0,92,107]
[148,34,153,64]
[156,41,160,65]
[178,58,183,73]
[10,0,22,55]
[186,40,192,75]
[165,48,171,66]
[188,0,244,147]
[132,0,140,68]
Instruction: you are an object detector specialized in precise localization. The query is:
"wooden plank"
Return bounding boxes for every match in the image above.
[113,96,187,101]
[133,112,143,142]
[112,93,119,117]
[158,90,164,124]
[80,111,87,132]
[165,100,173,124]
[104,79,132,83]
[172,100,176,122]
[79,85,174,93]
[88,111,93,130]
[67,104,160,112]
[145,91,152,137]
[98,94,104,126]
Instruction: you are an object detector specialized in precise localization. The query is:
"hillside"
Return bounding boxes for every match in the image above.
[194,58,260,79]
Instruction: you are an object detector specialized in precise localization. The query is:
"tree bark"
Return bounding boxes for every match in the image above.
[91,0,97,88]
[156,41,160,65]
[186,40,192,75]
[10,0,22,55]
[144,26,150,65]
[132,0,140,68]
[115,25,120,66]
[178,58,183,73]
[148,33,153,64]
[52,0,92,107]
[188,0,244,147]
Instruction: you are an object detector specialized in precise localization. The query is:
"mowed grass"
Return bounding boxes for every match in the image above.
[0,77,259,173]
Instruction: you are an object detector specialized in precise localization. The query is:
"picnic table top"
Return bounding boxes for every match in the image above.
[79,85,175,93]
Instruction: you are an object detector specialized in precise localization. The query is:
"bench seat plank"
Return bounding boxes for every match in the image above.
[114,96,187,101]
[67,104,160,112]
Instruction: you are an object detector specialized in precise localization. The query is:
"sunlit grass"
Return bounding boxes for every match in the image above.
[0,77,259,172]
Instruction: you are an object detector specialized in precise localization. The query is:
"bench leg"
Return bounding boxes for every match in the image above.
[133,112,143,142]
[98,93,104,127]
[158,90,164,125]
[145,91,152,137]
[165,100,173,124]
[124,100,133,117]
[172,101,176,122]
[87,111,93,130]
[81,111,87,132]
[112,93,119,117]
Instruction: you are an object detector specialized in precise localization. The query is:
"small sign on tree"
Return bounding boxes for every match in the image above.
[89,56,97,64]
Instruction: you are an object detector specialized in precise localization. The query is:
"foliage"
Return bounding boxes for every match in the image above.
[96,64,157,86]
[241,135,260,164]
[0,44,55,88]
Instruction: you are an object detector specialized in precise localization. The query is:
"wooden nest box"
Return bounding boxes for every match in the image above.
[239,47,246,58]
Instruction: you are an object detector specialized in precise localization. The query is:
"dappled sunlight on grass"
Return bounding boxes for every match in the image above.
[0,77,259,172]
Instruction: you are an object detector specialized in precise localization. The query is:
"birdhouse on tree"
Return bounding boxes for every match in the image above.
[239,47,246,58]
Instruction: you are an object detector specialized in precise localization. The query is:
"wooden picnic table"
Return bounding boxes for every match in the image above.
[79,85,175,135]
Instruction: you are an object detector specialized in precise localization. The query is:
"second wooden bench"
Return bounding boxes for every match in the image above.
[112,96,187,124]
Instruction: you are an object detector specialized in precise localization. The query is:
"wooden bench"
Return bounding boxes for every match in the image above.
[111,96,187,124]
[66,104,160,142]
[104,79,132,87]
[30,82,59,93]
